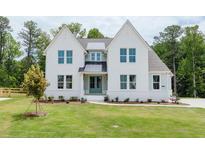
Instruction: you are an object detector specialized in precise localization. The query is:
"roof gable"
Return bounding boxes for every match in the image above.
[106,20,151,50]
[44,26,86,54]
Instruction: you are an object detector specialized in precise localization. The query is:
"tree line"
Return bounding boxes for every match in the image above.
[0,16,204,98]
[0,16,105,88]
[153,25,205,98]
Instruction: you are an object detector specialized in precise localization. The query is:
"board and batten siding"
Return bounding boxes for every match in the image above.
[107,22,149,101]
[149,73,172,101]
[45,28,85,99]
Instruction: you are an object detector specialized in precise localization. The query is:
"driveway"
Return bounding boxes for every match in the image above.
[179,98,205,108]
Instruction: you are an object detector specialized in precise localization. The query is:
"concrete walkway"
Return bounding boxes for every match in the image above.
[89,98,205,108]
[179,98,205,108]
[89,101,190,108]
[0,98,11,101]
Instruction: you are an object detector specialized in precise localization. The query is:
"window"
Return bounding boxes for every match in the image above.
[90,52,101,61]
[153,75,160,90]
[120,48,127,63]
[58,50,64,64]
[58,75,64,89]
[96,52,101,61]
[129,48,136,62]
[129,75,136,89]
[66,75,72,89]
[66,50,72,64]
[120,75,127,89]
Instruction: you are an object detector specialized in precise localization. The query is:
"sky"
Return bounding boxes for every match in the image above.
[7,16,205,45]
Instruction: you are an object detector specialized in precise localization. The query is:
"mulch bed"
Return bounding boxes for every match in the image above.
[37,100,86,104]
[24,111,47,117]
[107,101,188,105]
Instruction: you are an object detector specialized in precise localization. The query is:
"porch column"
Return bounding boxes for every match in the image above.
[80,73,84,98]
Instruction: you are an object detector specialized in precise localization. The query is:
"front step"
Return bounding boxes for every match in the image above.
[85,95,105,101]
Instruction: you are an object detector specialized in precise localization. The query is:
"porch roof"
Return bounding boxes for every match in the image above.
[79,61,107,73]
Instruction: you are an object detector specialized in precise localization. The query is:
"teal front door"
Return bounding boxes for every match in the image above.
[89,76,102,94]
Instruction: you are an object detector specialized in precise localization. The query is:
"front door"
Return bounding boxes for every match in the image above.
[89,76,102,94]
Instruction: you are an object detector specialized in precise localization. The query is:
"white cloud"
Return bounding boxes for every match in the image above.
[7,16,205,45]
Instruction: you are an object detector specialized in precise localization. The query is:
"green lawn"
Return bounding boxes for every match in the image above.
[1,96,205,138]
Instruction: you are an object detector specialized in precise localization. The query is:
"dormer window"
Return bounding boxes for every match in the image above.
[90,52,101,61]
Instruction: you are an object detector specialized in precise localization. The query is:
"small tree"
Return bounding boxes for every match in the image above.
[22,65,48,114]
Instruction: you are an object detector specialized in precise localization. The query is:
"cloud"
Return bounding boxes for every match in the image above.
[7,16,205,45]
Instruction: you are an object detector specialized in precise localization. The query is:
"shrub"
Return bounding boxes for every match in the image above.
[140,100,144,103]
[48,96,54,102]
[80,98,87,103]
[161,99,166,103]
[59,96,65,101]
[124,98,129,102]
[115,97,119,102]
[104,96,109,102]
[147,99,152,102]
[111,99,114,102]
[69,96,79,101]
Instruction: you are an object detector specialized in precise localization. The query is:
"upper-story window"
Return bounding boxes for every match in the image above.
[58,50,64,64]
[90,52,101,61]
[153,75,160,90]
[58,50,73,64]
[120,48,127,63]
[120,48,136,63]
[66,50,73,64]
[129,48,136,62]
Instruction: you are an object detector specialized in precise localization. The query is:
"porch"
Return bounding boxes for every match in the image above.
[83,74,107,95]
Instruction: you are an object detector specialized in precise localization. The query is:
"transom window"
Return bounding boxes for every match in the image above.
[90,52,101,61]
[120,75,127,89]
[153,75,160,90]
[129,48,136,62]
[58,75,64,89]
[129,75,136,89]
[66,50,73,64]
[66,75,72,89]
[120,48,127,63]
[58,50,64,64]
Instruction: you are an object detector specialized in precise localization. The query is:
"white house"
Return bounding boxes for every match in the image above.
[45,20,173,102]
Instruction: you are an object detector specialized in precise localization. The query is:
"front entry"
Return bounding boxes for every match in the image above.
[89,76,102,94]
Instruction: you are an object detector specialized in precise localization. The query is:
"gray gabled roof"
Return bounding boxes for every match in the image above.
[77,36,171,74]
[148,49,171,72]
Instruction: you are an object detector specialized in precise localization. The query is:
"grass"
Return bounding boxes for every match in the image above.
[0,96,205,138]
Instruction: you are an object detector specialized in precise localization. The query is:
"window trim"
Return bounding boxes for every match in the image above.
[152,74,161,91]
[120,48,127,63]
[66,75,72,89]
[57,75,64,89]
[129,48,136,63]
[58,50,64,64]
[120,75,127,89]
[90,51,102,61]
[66,50,73,64]
[129,75,136,89]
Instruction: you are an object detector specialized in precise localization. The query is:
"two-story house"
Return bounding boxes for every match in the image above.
[45,20,173,101]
